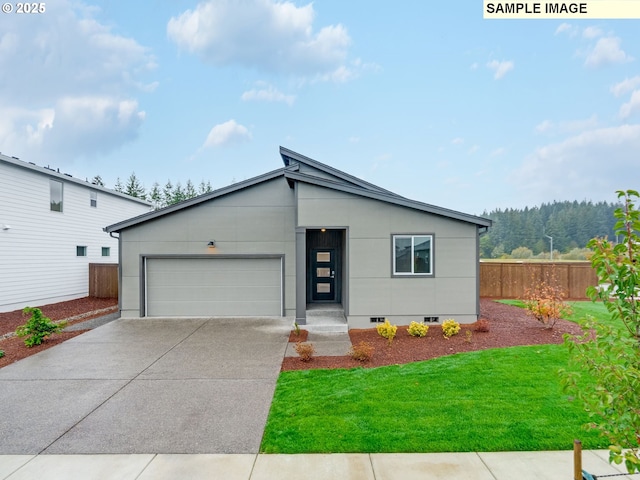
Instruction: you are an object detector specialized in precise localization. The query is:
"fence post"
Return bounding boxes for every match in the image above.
[574,439,582,480]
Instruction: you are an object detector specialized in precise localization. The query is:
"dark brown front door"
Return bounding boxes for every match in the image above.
[311,248,336,302]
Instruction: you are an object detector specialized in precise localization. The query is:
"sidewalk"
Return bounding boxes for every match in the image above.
[0,450,635,480]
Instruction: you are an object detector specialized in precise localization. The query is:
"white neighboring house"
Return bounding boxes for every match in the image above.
[0,153,152,313]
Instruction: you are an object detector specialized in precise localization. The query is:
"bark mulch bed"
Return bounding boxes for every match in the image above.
[281,299,583,371]
[0,297,118,369]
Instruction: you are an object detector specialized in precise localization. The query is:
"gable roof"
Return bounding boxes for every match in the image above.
[0,153,152,206]
[105,147,491,233]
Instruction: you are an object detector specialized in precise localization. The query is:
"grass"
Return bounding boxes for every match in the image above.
[498,299,618,328]
[261,344,605,453]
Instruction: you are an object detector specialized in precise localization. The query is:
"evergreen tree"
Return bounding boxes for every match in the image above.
[172,182,185,204]
[114,177,124,193]
[91,175,104,186]
[198,180,213,195]
[148,182,163,210]
[163,180,174,207]
[125,172,146,199]
[185,179,197,199]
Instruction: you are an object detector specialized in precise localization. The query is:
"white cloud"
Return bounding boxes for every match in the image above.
[203,120,252,148]
[0,0,155,162]
[0,97,145,158]
[241,85,295,105]
[451,137,464,145]
[468,145,480,154]
[490,147,506,157]
[535,120,553,133]
[611,76,640,97]
[167,0,357,81]
[582,26,603,39]
[534,116,598,135]
[584,36,633,68]
[511,125,640,204]
[486,60,514,80]
[555,23,576,36]
[619,91,640,119]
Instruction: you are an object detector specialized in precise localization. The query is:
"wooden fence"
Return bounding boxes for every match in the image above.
[89,263,118,298]
[480,261,598,300]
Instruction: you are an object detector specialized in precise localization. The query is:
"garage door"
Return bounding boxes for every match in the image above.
[145,257,282,317]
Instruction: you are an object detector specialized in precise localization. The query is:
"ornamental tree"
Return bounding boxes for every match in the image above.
[562,189,640,474]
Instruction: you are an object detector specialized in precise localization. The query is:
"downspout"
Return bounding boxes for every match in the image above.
[477,225,489,320]
[106,229,122,315]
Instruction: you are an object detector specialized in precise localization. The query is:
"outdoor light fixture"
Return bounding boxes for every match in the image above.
[321,228,326,232]
[207,240,216,248]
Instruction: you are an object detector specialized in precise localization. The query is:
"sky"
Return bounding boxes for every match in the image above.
[1,0,639,216]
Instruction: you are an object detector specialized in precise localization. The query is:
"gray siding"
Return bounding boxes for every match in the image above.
[119,178,296,318]
[297,183,479,327]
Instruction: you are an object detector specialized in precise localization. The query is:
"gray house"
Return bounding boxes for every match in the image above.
[105,147,491,329]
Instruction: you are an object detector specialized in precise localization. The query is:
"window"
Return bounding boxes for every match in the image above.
[393,235,433,276]
[101,247,110,257]
[50,180,63,212]
[90,191,97,208]
[76,246,87,257]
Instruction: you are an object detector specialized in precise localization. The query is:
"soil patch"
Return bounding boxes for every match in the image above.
[0,297,117,368]
[288,329,309,343]
[281,299,583,371]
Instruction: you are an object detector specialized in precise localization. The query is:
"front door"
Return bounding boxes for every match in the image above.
[311,248,336,302]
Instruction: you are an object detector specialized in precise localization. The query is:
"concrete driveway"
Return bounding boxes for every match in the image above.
[0,317,290,455]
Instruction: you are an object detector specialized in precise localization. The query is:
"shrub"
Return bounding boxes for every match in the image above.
[407,321,428,337]
[0,350,4,358]
[441,319,460,339]
[16,307,66,347]
[376,319,397,345]
[523,269,572,329]
[349,341,374,362]
[294,342,315,362]
[474,319,490,332]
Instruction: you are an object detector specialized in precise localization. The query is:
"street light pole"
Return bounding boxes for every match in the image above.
[544,233,553,261]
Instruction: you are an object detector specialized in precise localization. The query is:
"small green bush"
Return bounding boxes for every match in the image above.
[407,321,428,337]
[441,319,461,339]
[0,350,4,358]
[349,341,374,362]
[376,319,397,345]
[15,307,66,347]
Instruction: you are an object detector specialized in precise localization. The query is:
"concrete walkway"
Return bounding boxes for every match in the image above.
[1,450,635,479]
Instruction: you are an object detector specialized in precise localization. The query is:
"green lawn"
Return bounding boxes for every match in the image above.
[498,299,617,327]
[261,344,605,453]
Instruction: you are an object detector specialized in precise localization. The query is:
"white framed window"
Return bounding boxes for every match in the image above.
[50,180,63,212]
[393,234,433,276]
[76,246,87,257]
[101,247,110,257]
[90,191,97,208]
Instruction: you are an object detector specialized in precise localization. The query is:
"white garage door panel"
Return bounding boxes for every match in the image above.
[146,257,282,317]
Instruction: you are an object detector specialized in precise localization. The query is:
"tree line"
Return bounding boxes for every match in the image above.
[91,173,621,255]
[479,200,621,259]
[90,172,213,210]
